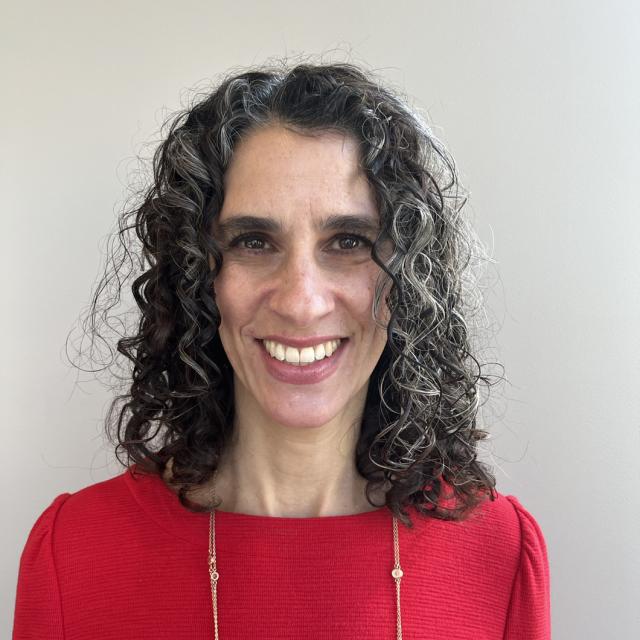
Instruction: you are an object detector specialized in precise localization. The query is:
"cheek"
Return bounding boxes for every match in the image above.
[213,268,250,330]
[338,278,374,323]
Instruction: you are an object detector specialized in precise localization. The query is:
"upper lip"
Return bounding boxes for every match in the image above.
[258,335,347,348]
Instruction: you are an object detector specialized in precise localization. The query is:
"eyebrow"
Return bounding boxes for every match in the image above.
[215,214,380,239]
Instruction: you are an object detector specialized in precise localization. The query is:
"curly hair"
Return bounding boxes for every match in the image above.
[75,58,501,528]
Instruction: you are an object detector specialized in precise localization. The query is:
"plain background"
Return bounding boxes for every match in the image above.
[2,1,639,638]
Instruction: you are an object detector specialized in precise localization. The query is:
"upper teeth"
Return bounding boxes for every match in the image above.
[263,339,342,365]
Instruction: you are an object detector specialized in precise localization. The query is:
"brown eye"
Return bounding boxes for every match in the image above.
[331,234,372,251]
[243,238,265,250]
[228,234,271,252]
[339,237,359,250]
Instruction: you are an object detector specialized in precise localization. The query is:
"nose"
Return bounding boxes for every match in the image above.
[267,250,335,327]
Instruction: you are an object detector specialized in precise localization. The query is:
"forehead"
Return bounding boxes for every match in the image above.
[218,125,378,225]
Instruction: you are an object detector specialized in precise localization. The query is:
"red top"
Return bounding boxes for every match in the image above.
[13,468,550,639]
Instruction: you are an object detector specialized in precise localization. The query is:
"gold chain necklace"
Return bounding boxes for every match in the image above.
[206,474,404,639]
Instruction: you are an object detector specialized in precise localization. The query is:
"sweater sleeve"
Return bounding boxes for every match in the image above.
[13,494,70,640]
[503,495,551,640]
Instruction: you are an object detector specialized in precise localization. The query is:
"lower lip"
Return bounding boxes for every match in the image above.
[257,339,348,385]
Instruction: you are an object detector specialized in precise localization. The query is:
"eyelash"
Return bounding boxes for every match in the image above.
[227,233,373,253]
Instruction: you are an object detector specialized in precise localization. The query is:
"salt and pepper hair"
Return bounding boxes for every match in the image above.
[78,59,500,527]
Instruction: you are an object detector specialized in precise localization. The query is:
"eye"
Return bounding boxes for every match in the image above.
[330,234,372,251]
[227,234,271,252]
[226,232,373,254]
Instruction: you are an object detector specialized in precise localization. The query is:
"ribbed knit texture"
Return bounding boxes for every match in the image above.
[13,468,550,639]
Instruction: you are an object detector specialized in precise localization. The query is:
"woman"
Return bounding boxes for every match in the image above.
[13,61,550,639]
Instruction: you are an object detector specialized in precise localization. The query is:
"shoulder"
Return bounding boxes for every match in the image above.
[498,493,548,558]
[21,465,208,566]
[411,489,544,539]
[400,491,550,635]
[17,468,176,593]
[14,469,148,636]
[44,468,137,531]
[484,493,551,637]
[472,491,545,535]
[22,467,168,553]
[481,492,548,567]
[406,489,548,588]
[456,490,550,602]
[458,490,548,562]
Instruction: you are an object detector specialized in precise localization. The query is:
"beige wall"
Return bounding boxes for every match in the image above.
[2,1,639,637]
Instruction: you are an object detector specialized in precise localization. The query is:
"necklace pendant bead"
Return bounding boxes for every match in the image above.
[392,567,403,579]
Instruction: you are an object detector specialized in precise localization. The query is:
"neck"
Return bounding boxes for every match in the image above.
[174,376,389,517]
[184,393,386,517]
[210,418,381,517]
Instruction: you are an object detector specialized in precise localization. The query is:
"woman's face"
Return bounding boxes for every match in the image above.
[212,124,389,430]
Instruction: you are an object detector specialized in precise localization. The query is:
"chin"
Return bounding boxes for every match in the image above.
[264,403,342,430]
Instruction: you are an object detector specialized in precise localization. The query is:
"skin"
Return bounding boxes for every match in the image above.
[200,124,390,517]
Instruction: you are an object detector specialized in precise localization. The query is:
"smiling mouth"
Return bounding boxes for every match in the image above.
[260,338,345,366]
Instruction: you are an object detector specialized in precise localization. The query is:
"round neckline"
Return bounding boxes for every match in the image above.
[212,504,388,522]
[124,465,392,548]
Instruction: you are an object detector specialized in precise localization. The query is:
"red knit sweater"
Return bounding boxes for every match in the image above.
[13,468,550,639]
